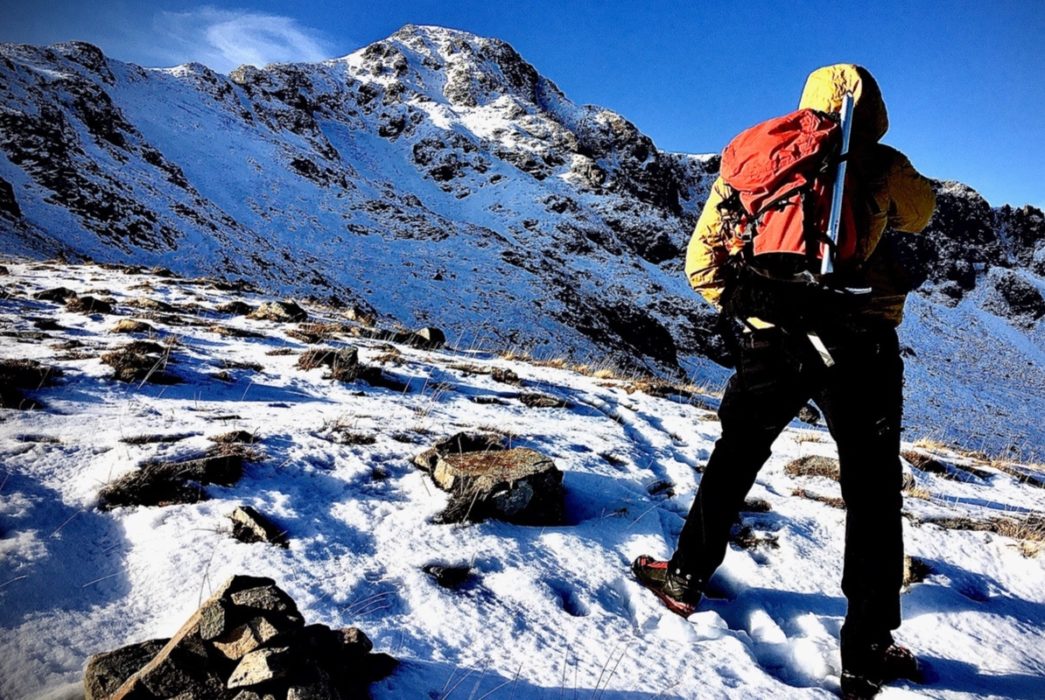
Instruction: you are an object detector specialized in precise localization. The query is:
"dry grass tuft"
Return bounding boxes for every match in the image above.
[784,455,840,481]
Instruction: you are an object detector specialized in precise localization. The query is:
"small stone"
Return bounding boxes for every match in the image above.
[411,326,445,349]
[218,300,254,315]
[229,506,289,547]
[519,392,568,408]
[491,367,521,385]
[797,403,821,425]
[227,647,292,689]
[111,319,155,334]
[248,300,308,322]
[422,563,473,589]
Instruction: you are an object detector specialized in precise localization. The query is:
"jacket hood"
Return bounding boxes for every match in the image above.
[798,64,888,143]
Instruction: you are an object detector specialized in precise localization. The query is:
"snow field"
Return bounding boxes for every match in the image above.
[0,261,1043,699]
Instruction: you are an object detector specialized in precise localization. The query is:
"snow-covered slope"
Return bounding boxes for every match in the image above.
[1,261,1043,699]
[0,25,1043,459]
[0,27,721,378]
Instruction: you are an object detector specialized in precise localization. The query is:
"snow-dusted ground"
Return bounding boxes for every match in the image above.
[1,261,1043,699]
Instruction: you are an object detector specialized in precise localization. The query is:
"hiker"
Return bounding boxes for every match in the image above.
[632,64,936,698]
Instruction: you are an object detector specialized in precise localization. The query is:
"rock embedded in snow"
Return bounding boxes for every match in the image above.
[798,403,821,425]
[65,294,114,314]
[430,446,564,524]
[519,392,568,408]
[229,505,289,548]
[218,300,255,315]
[248,300,308,323]
[411,326,446,349]
[412,431,507,472]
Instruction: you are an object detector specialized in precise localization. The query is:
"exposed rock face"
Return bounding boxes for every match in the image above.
[86,575,394,699]
[419,438,565,524]
[983,268,1045,326]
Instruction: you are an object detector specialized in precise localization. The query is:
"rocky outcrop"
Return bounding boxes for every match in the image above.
[84,575,395,699]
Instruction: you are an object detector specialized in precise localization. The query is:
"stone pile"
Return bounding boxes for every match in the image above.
[84,575,395,699]
[414,432,564,524]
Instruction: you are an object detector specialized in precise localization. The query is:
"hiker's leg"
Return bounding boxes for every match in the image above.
[816,328,905,659]
[670,330,808,584]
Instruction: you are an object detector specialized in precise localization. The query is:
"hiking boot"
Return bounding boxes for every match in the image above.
[631,555,702,617]
[841,642,919,698]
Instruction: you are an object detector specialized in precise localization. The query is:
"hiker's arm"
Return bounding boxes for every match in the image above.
[886,151,936,233]
[685,176,735,308]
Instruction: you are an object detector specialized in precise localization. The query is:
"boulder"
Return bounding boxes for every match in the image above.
[248,300,308,322]
[430,447,564,524]
[413,431,507,472]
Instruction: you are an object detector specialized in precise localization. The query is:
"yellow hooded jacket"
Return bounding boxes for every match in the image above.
[684,64,936,326]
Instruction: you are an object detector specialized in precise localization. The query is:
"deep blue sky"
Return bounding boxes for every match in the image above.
[3,1,1043,208]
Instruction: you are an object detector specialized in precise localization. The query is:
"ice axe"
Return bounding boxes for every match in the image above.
[821,92,855,275]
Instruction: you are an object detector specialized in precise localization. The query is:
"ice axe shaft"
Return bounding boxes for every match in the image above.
[821,92,855,275]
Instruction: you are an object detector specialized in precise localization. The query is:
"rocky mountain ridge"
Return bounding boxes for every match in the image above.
[0,25,1042,375]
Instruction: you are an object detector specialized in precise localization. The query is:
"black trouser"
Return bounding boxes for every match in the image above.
[669,323,905,662]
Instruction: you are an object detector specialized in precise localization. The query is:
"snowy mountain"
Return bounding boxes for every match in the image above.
[0,260,1042,699]
[0,26,722,378]
[0,25,1043,459]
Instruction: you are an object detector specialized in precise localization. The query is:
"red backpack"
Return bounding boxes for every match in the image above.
[719,108,857,268]
[715,108,871,329]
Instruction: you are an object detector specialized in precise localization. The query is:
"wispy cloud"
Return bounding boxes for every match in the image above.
[147,6,336,72]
